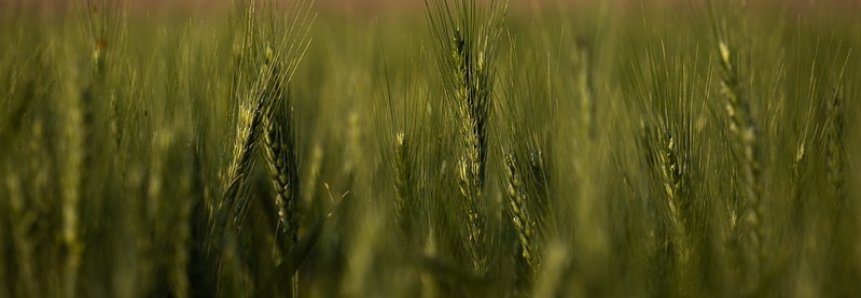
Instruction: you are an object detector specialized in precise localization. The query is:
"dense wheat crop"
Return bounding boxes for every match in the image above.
[1,0,860,297]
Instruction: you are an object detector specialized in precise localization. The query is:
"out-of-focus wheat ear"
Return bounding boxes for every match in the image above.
[394,132,412,226]
[716,37,764,291]
[345,111,363,177]
[172,187,193,298]
[55,10,111,293]
[504,152,537,271]
[790,140,806,225]
[575,36,596,139]
[216,230,253,298]
[6,171,39,297]
[303,142,323,206]
[717,40,762,217]
[62,69,88,298]
[826,86,845,206]
[161,131,194,298]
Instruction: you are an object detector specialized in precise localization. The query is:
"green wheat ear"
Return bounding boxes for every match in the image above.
[262,94,299,247]
[427,0,507,276]
[825,86,845,204]
[504,151,537,270]
[393,131,413,226]
[712,9,765,291]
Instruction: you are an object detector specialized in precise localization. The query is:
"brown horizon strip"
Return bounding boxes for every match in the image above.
[3,0,858,17]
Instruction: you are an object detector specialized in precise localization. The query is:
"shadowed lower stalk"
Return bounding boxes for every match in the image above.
[531,242,568,298]
[61,29,108,297]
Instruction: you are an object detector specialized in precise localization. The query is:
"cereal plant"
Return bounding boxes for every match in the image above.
[1,0,859,297]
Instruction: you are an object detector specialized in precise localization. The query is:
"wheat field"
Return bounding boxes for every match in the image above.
[1,0,860,297]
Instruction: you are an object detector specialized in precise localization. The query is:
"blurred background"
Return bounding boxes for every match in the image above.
[2,0,859,16]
